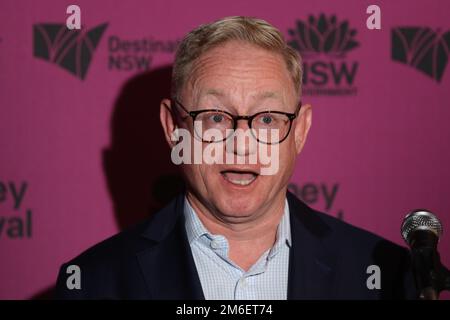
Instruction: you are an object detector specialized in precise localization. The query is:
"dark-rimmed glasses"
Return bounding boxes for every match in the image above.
[172,98,301,145]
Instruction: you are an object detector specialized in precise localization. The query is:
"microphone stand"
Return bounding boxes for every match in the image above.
[431,262,450,299]
[413,247,450,300]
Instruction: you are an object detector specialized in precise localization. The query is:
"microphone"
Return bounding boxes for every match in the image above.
[401,210,449,299]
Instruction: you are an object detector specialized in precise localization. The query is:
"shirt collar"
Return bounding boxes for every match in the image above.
[269,198,292,259]
[184,197,210,244]
[184,196,292,250]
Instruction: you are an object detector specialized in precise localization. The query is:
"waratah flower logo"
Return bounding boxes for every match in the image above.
[391,27,450,82]
[288,14,359,57]
[33,23,108,80]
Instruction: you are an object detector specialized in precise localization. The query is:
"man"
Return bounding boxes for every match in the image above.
[56,16,418,299]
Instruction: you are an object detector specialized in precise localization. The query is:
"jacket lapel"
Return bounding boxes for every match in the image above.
[136,194,204,299]
[287,192,337,299]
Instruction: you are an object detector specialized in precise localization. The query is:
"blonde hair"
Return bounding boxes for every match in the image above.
[171,16,303,100]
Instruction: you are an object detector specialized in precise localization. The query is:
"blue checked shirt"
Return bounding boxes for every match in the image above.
[184,197,291,300]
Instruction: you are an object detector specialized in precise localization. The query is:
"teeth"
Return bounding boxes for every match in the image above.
[223,174,257,186]
[228,178,254,185]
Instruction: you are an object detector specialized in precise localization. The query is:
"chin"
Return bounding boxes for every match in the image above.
[211,185,268,219]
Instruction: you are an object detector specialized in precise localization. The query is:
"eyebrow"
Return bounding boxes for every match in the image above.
[197,89,284,113]
[203,89,225,98]
[202,89,281,100]
[255,91,280,100]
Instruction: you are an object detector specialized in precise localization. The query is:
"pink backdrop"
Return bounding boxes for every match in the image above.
[0,0,449,299]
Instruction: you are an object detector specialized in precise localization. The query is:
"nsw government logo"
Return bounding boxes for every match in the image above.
[288,14,359,96]
[391,27,450,82]
[33,23,108,80]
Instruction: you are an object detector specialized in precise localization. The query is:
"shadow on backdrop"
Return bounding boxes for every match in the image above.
[31,65,184,300]
[103,65,184,230]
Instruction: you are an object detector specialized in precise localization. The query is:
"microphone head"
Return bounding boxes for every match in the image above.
[401,209,443,246]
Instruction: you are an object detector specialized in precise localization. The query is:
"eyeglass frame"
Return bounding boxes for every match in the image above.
[171,98,302,145]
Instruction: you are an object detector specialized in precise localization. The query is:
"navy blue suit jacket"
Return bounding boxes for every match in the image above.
[55,192,418,299]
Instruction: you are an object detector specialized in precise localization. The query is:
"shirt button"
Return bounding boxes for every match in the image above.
[210,240,220,249]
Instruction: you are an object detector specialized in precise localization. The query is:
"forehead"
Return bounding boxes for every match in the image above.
[184,41,295,103]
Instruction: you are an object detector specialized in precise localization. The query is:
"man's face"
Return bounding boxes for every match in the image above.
[161,40,311,223]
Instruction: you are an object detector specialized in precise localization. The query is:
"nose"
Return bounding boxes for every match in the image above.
[226,118,257,158]
[235,117,251,131]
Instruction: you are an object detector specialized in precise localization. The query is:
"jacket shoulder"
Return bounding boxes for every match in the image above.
[54,221,154,299]
[67,221,151,267]
[287,192,418,299]
[54,195,183,299]
[287,191,407,254]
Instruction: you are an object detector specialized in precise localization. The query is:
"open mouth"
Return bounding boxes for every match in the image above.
[220,170,259,186]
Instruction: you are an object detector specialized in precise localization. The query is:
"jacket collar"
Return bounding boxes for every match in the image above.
[137,193,204,299]
[287,191,337,299]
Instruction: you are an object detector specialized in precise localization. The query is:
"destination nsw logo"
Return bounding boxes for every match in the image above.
[107,35,179,72]
[288,14,359,96]
[33,23,108,80]
[391,27,450,82]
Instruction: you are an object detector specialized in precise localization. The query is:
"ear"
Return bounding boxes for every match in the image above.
[293,103,312,154]
[160,98,178,148]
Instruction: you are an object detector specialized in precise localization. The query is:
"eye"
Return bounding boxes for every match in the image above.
[262,116,272,124]
[259,114,274,125]
[211,114,224,123]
